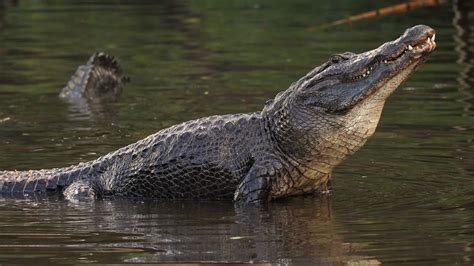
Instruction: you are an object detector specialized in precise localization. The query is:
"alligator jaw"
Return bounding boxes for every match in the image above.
[340,25,437,113]
[409,33,436,58]
[384,31,436,63]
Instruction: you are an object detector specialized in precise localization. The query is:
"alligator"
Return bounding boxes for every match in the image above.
[0,25,436,203]
[59,51,129,102]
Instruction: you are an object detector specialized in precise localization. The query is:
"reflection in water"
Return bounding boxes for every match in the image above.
[0,195,378,264]
[453,0,474,112]
[62,97,121,121]
[452,0,474,217]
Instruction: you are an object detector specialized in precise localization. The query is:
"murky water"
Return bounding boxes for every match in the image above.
[0,0,473,264]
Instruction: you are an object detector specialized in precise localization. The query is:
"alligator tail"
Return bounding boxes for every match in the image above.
[88,51,130,83]
[0,162,94,195]
[59,51,129,100]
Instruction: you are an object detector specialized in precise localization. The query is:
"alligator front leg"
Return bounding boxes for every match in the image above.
[234,165,273,203]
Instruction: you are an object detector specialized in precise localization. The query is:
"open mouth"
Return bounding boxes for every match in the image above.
[385,33,436,63]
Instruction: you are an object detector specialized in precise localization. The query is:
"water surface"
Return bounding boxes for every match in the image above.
[0,0,473,264]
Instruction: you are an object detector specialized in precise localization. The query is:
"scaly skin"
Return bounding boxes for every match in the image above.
[0,25,436,203]
[59,51,129,102]
[0,113,265,199]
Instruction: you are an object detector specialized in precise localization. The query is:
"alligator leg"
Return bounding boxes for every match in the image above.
[234,165,273,203]
[63,179,96,201]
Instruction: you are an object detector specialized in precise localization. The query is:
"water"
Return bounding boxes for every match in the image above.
[0,0,473,264]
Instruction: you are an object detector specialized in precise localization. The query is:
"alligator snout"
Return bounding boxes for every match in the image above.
[402,25,436,55]
[403,24,435,41]
[374,25,436,64]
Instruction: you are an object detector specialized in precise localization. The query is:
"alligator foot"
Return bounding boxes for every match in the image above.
[319,176,332,195]
[234,165,273,203]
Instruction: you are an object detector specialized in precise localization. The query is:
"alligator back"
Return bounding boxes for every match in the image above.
[95,113,263,199]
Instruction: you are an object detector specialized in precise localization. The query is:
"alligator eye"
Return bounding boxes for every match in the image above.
[329,55,344,64]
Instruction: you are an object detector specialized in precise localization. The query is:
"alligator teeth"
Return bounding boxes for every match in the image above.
[408,45,413,51]
[431,34,435,42]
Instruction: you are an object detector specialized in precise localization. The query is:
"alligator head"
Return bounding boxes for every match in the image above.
[265,25,436,168]
[297,25,436,114]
